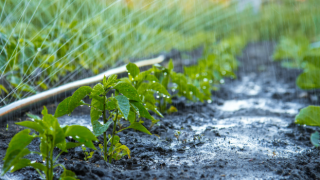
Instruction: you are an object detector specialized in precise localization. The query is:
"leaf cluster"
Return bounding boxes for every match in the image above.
[2,107,97,180]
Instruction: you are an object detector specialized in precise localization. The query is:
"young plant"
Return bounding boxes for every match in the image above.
[151,60,208,112]
[82,146,94,161]
[1,107,98,180]
[54,74,154,163]
[124,62,169,119]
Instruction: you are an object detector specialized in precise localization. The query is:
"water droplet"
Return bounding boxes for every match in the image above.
[157,91,159,93]
[196,74,199,77]
[203,86,207,89]
[156,95,160,98]
[207,100,212,103]
[163,95,166,97]
[220,79,225,84]
[204,78,208,82]
[209,80,213,83]
[190,91,193,95]
[128,72,130,75]
[183,91,186,94]
[153,81,155,83]
[172,89,176,92]
[37,48,41,52]
[164,72,167,76]
[222,71,226,75]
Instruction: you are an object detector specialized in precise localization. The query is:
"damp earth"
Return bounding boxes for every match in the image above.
[1,42,320,180]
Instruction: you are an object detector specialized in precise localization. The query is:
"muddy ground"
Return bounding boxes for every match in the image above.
[1,41,320,180]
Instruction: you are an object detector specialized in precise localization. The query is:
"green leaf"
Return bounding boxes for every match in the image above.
[106,97,117,110]
[104,75,118,89]
[127,122,152,135]
[29,162,47,173]
[64,125,98,149]
[2,129,34,175]
[42,107,66,147]
[9,159,31,173]
[130,101,154,121]
[303,55,320,68]
[16,121,44,134]
[90,107,102,123]
[295,106,320,126]
[148,82,170,96]
[26,113,41,121]
[145,102,163,117]
[68,86,92,113]
[60,169,77,179]
[55,97,72,117]
[91,83,104,96]
[144,75,159,83]
[115,95,130,120]
[311,132,320,147]
[126,62,140,78]
[168,59,174,71]
[66,142,82,149]
[128,110,136,124]
[297,70,320,90]
[92,120,113,136]
[114,82,141,102]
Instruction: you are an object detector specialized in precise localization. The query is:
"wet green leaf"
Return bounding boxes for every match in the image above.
[91,83,104,96]
[92,120,113,136]
[68,86,92,112]
[168,59,174,71]
[114,82,141,102]
[311,132,320,147]
[104,75,118,89]
[297,70,320,90]
[126,62,140,78]
[16,121,44,134]
[115,95,130,120]
[295,106,320,126]
[54,97,72,117]
[148,82,170,96]
[64,125,98,150]
[127,122,151,135]
[26,113,41,121]
[2,129,34,175]
[130,101,154,121]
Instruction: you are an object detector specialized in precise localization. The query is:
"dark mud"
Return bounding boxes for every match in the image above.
[1,42,320,179]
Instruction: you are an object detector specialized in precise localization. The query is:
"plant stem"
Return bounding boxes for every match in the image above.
[49,146,54,180]
[103,95,108,162]
[46,147,49,180]
[109,110,119,164]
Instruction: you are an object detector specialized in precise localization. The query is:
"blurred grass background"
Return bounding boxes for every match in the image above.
[0,0,319,105]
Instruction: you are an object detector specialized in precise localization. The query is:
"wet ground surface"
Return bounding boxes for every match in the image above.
[1,41,320,179]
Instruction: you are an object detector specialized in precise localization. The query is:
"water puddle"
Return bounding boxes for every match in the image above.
[217,98,302,115]
[58,115,92,130]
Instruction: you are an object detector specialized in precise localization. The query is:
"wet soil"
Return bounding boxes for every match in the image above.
[1,41,320,180]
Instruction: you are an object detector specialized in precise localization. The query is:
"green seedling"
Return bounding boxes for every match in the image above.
[174,131,181,141]
[82,146,94,161]
[151,59,208,113]
[124,62,168,119]
[1,106,98,180]
[6,124,8,131]
[55,75,153,163]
